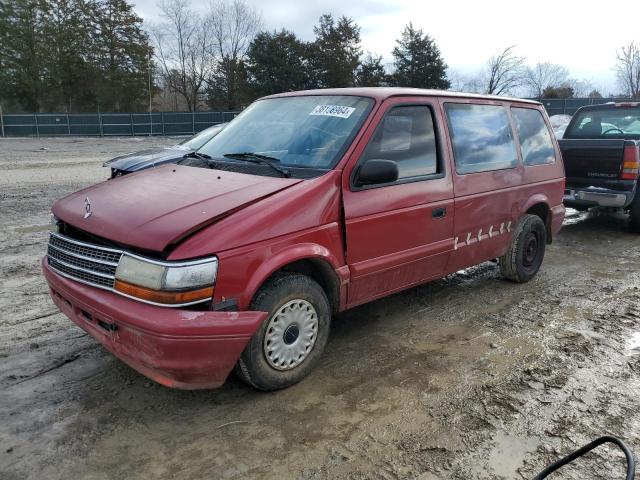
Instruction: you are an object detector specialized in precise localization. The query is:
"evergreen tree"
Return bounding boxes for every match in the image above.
[245,29,308,97]
[542,85,574,99]
[0,0,153,112]
[90,0,154,111]
[41,0,94,111]
[206,59,250,110]
[391,23,450,89]
[0,0,48,111]
[308,14,362,88]
[356,53,388,87]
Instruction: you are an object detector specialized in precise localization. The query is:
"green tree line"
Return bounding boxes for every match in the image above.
[0,0,152,112]
[210,17,450,110]
[0,0,450,112]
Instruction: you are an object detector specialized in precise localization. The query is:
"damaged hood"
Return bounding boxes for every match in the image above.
[53,165,302,252]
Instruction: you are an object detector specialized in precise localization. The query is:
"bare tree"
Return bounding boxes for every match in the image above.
[206,0,261,109]
[565,78,595,98]
[524,62,570,98]
[615,42,640,99]
[151,0,214,111]
[484,46,526,95]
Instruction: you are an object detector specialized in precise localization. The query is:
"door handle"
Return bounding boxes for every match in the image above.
[432,207,446,219]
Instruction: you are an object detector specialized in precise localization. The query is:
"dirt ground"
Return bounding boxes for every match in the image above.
[1,137,639,480]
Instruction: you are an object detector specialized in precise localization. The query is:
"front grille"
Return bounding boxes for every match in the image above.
[49,233,121,264]
[46,233,122,289]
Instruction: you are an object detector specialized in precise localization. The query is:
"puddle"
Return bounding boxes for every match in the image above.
[627,332,640,356]
[486,430,538,478]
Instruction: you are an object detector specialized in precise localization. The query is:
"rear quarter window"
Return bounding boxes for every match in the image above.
[445,103,519,174]
[511,107,556,166]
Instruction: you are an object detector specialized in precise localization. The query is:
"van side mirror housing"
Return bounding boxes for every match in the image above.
[356,159,399,187]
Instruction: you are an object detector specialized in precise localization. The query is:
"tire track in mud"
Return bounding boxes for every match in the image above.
[2,139,640,480]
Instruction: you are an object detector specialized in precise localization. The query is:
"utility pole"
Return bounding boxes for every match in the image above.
[148,51,153,137]
[0,103,4,137]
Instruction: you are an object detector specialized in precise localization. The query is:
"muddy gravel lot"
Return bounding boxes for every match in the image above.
[1,137,639,480]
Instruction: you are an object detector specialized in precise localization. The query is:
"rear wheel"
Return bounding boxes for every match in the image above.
[500,214,547,283]
[236,274,331,391]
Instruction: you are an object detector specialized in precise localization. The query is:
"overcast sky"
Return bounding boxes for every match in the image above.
[132,0,640,95]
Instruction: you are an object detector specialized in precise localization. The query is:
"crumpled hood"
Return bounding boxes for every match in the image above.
[104,146,189,172]
[53,165,302,252]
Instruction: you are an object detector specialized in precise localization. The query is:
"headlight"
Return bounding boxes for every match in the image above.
[49,213,60,232]
[114,254,217,306]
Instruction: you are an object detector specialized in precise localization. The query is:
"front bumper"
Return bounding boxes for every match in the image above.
[43,258,267,389]
[563,187,635,209]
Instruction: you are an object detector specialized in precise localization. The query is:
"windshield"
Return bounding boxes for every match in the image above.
[197,95,374,169]
[564,107,640,139]
[179,124,226,150]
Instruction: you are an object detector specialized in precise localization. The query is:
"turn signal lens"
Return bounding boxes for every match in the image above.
[621,144,640,180]
[114,280,214,305]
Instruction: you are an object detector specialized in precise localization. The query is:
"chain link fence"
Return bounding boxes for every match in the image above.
[0,110,239,137]
[1,99,637,137]
[529,97,635,116]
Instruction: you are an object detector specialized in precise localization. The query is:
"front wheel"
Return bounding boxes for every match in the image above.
[236,274,331,391]
[500,214,547,283]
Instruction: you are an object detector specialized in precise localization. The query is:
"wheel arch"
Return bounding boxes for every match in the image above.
[243,244,344,314]
[522,195,552,244]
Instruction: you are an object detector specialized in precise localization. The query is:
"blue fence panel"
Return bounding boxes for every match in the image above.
[5,101,637,137]
[69,114,101,135]
[3,114,38,136]
[0,110,240,137]
[131,113,164,135]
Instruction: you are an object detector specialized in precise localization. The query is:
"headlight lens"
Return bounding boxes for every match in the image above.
[114,254,218,306]
[116,255,165,290]
[164,262,217,289]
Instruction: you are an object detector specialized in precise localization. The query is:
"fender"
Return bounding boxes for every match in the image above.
[521,192,551,216]
[240,242,347,310]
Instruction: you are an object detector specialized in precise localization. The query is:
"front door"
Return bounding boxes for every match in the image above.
[342,98,455,308]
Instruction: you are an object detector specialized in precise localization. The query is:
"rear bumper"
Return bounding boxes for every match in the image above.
[43,258,267,389]
[563,187,635,209]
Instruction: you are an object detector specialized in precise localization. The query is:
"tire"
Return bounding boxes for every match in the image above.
[236,274,331,391]
[629,190,640,233]
[500,214,547,283]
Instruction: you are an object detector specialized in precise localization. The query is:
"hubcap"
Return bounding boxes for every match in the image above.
[263,299,318,371]
[523,232,539,267]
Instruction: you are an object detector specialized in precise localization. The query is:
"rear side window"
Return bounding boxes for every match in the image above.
[445,103,518,174]
[360,105,439,180]
[511,108,556,166]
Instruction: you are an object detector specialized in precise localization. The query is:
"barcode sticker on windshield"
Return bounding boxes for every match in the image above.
[310,105,356,118]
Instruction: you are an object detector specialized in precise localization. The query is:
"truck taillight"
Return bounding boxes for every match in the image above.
[621,144,640,180]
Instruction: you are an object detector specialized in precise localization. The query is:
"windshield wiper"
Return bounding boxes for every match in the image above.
[183,151,212,161]
[223,152,290,178]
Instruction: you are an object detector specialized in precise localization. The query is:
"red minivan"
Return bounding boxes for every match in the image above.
[43,88,565,390]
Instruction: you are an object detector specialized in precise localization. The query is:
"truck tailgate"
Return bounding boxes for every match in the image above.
[559,139,625,180]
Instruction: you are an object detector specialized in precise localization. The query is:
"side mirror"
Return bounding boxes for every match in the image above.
[356,159,399,187]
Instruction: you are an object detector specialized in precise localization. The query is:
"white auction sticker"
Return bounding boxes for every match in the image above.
[309,105,356,118]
